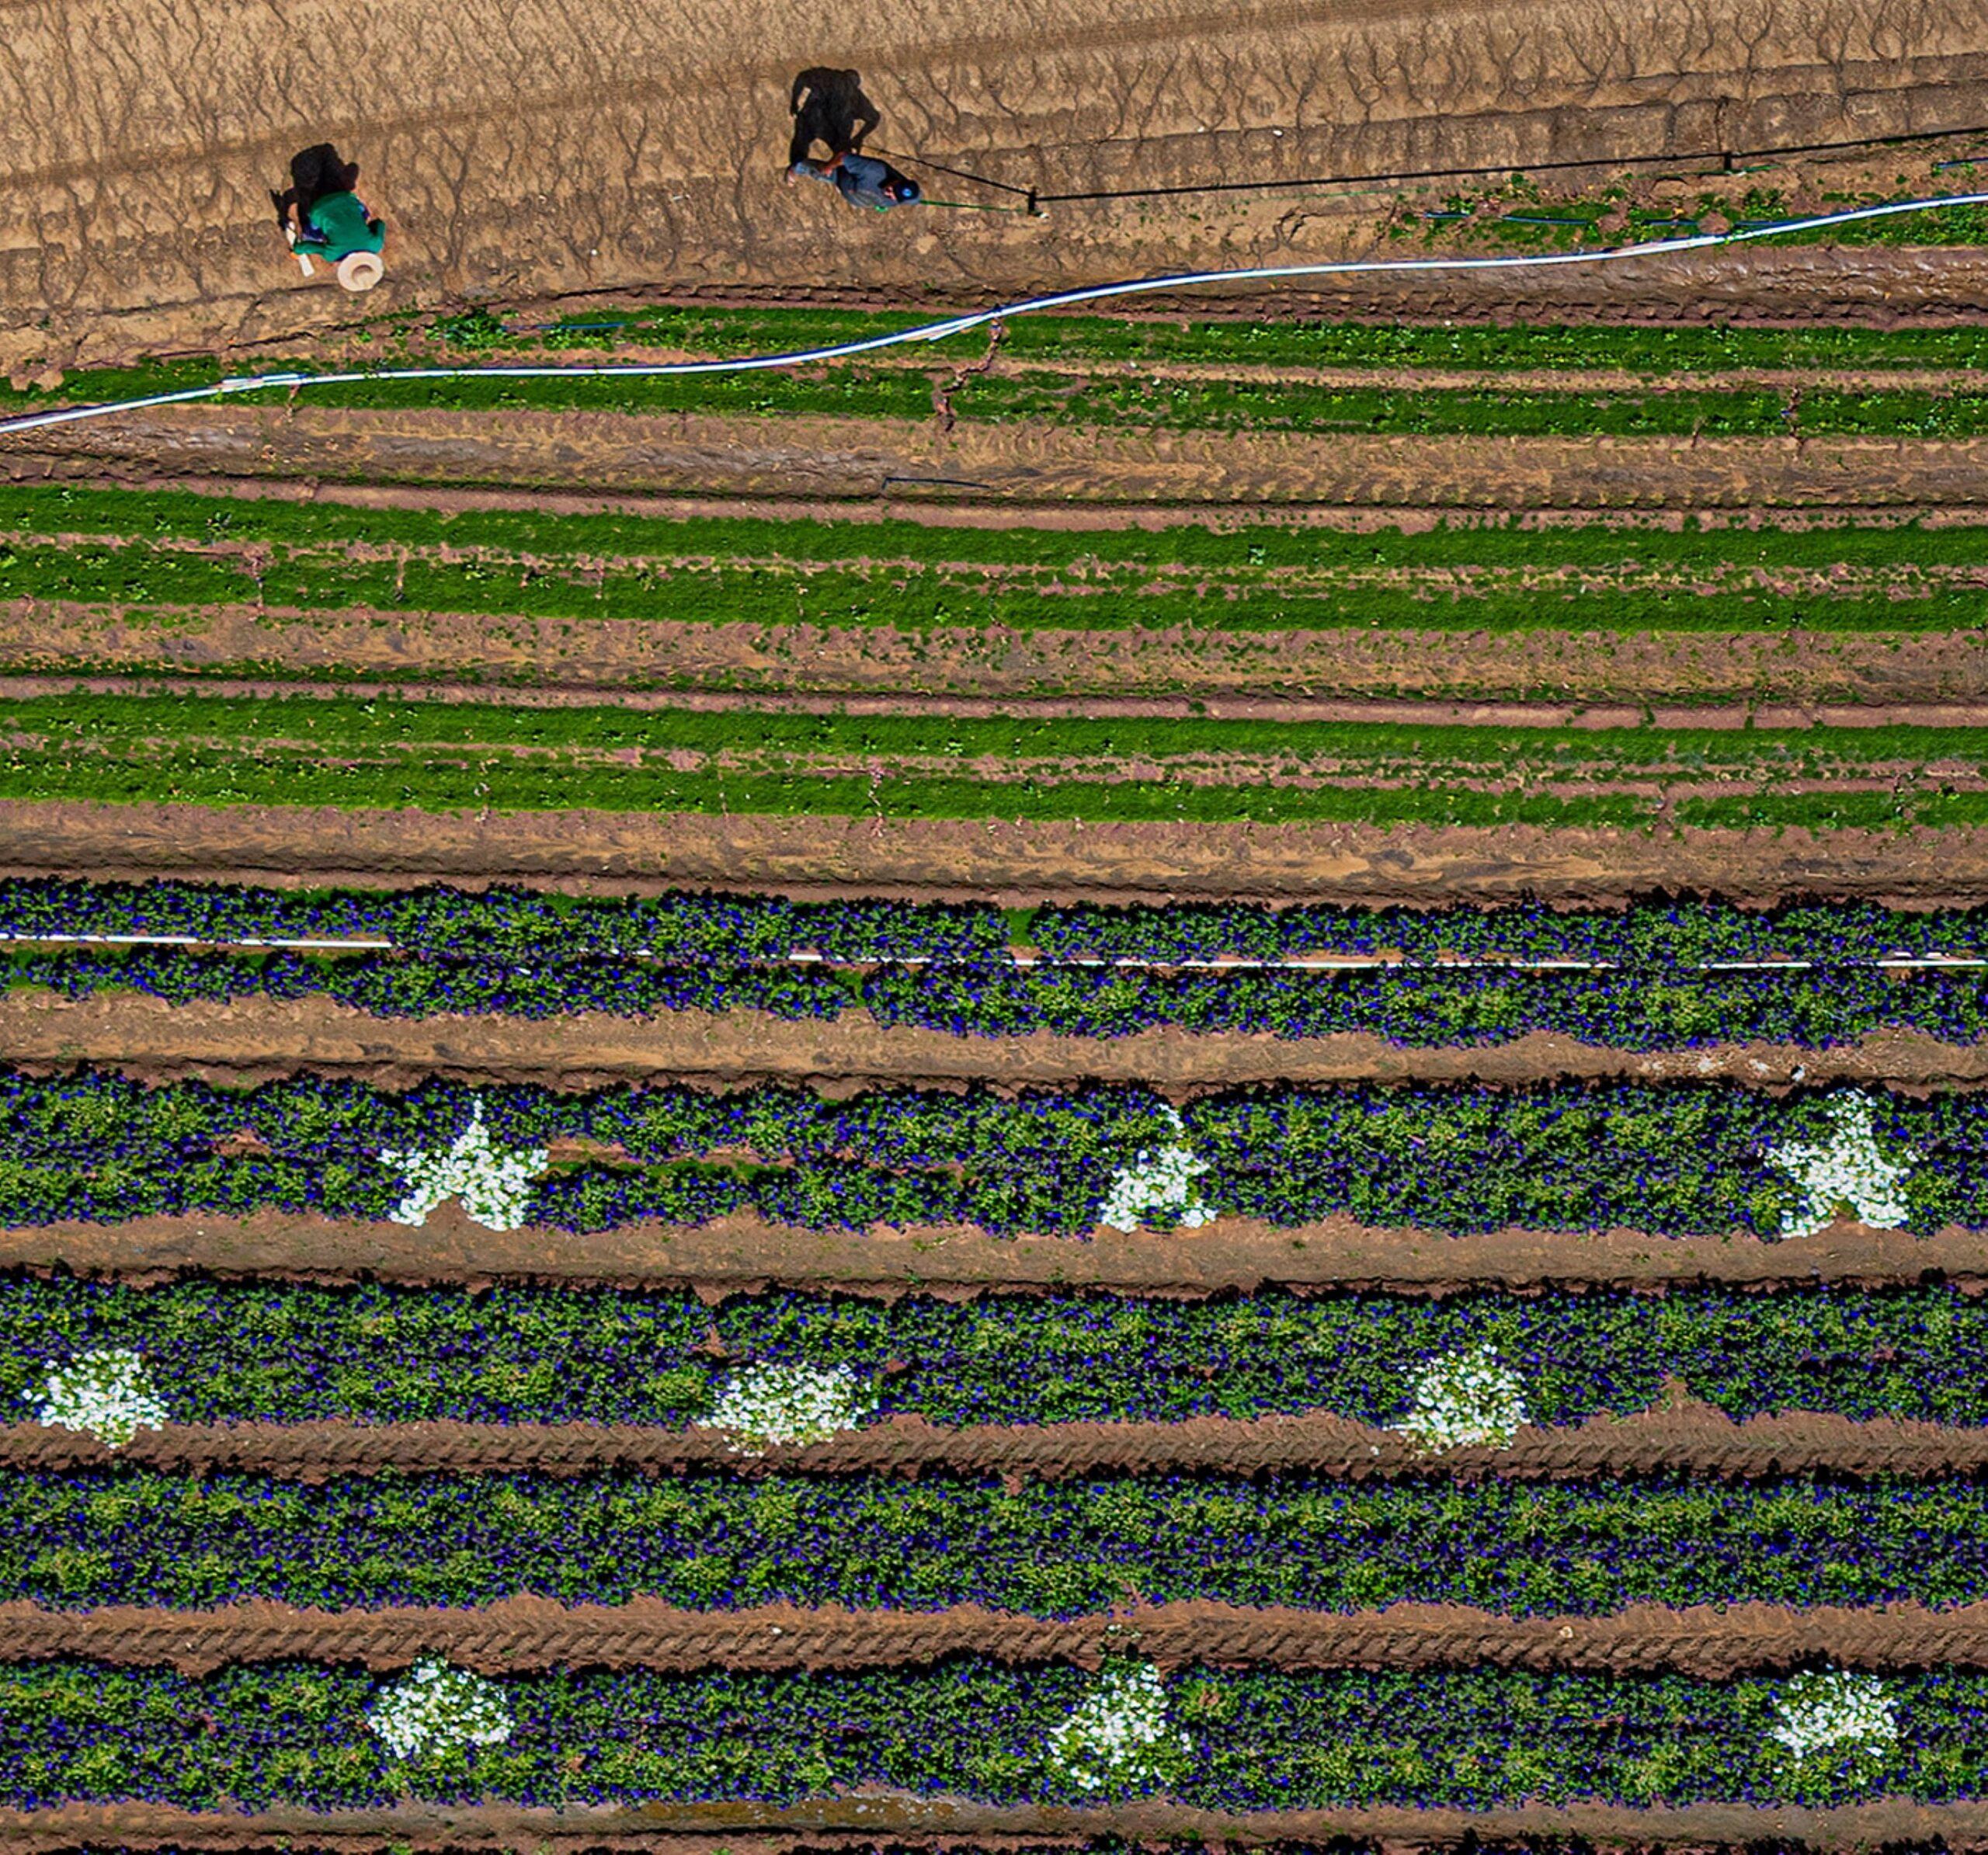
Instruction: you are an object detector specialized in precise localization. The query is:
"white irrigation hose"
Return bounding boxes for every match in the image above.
[1,193,1984,440]
[3,930,1987,972]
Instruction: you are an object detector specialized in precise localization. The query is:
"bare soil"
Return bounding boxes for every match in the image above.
[15,599,1988,707]
[12,1593,1988,1679]
[3,800,1986,904]
[25,405,1988,507]
[7,988,1988,1091]
[2,0,1985,366]
[9,1397,1988,1482]
[7,1201,1987,1293]
[16,1794,1988,1852]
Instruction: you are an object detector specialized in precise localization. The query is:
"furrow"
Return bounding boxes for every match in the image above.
[10,1595,1988,1679]
[7,1402,1988,1478]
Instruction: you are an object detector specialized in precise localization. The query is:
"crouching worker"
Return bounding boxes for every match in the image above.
[273,143,387,291]
[787,150,921,212]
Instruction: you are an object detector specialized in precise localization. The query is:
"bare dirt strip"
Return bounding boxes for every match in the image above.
[24,406,1988,507]
[9,1203,1988,1293]
[1,988,1981,1091]
[13,1594,1988,1680]
[16,599,1988,708]
[16,1794,1988,1853]
[2,801,1985,904]
[2,0,1983,363]
[8,1399,1988,1481]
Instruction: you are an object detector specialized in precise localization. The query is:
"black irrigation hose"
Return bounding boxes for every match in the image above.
[882,118,1988,212]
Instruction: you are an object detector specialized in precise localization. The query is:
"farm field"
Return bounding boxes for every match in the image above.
[9,0,1988,1828]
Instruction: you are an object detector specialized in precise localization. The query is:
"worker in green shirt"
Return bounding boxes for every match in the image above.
[273,143,387,290]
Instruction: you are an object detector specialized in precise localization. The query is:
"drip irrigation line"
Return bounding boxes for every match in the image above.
[2,193,1986,442]
[1027,120,1988,207]
[866,145,1034,199]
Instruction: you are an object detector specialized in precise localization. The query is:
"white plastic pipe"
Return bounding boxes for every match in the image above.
[2,193,1984,439]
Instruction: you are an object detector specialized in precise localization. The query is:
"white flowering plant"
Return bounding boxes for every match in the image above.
[29,1347,166,1450]
[707,1362,875,1457]
[1097,1107,1214,1233]
[1045,1659,1192,1791]
[1767,1668,1899,1766]
[1389,1344,1528,1453]
[367,1659,514,1759]
[382,1102,548,1232]
[1764,1091,1916,1241]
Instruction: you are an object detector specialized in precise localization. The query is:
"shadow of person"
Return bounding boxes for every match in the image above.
[270,143,362,230]
[788,68,882,166]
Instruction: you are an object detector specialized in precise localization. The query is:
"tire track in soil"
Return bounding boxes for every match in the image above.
[2,989,1985,1092]
[12,1204,1988,1293]
[8,1400,1988,1481]
[11,1594,1988,1679]
[0,803,1983,905]
[19,1796,1988,1853]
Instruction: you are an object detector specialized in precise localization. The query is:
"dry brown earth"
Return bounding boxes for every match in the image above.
[4,0,1988,363]
[3,800,1983,901]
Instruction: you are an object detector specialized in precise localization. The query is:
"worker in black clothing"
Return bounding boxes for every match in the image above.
[788,68,881,167]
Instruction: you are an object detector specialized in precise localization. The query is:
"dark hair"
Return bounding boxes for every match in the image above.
[367,218,386,236]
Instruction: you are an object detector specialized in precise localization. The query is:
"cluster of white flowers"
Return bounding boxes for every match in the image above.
[1765,1091,1914,1241]
[30,1347,167,1450]
[382,1103,548,1232]
[707,1362,875,1456]
[367,1659,514,1759]
[1097,1108,1214,1233]
[1046,1659,1190,1790]
[1768,1668,1899,1763]
[1390,1345,1529,1452]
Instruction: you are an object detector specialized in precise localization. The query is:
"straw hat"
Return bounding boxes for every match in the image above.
[336,251,385,292]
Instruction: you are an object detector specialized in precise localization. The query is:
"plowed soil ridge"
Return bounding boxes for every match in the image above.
[29,409,1988,508]
[1,989,1982,1091]
[0,802,1979,905]
[5,1401,1982,1480]
[9,1594,1988,1680]
[14,1204,1988,1291]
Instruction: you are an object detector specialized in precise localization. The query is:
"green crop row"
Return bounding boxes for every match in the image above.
[1,690,1986,829]
[5,479,1985,575]
[31,366,1988,440]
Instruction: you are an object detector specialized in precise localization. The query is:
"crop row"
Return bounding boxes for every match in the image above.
[33,537,1988,645]
[9,1277,1988,1429]
[30,337,1988,433]
[14,482,1988,575]
[10,693,1988,834]
[459,305,1988,373]
[0,1070,1948,1238]
[35,947,1988,1049]
[18,876,1988,965]
[38,312,1988,408]
[0,1659,1980,1808]
[16,1468,1988,1615]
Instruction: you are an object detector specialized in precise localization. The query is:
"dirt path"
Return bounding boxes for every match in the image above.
[12,1593,1988,1679]
[2,0,1985,364]
[9,1202,1988,1293]
[7,988,1988,1091]
[0,800,1980,904]
[26,405,1988,507]
[15,1793,1988,1851]
[11,1399,1988,1481]
[18,598,1988,707]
